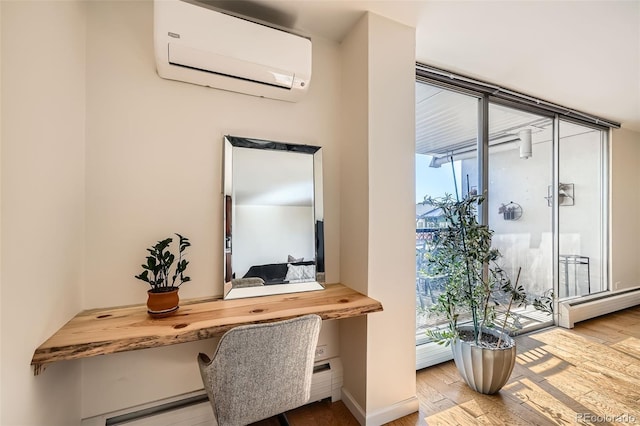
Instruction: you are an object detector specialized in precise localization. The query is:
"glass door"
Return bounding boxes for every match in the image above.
[487,102,555,332]
[558,120,608,299]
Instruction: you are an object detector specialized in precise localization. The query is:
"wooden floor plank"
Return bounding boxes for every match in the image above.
[503,377,582,425]
[424,375,553,426]
[580,361,640,399]
[534,330,639,372]
[424,405,483,426]
[577,390,639,423]
[539,361,629,407]
[620,324,640,338]
[425,397,537,426]
[415,373,448,404]
[251,400,360,426]
[611,336,640,360]
[572,321,628,343]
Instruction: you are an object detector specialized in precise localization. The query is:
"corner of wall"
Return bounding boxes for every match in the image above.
[338,10,418,424]
[610,126,640,290]
[1,1,86,424]
[338,12,370,413]
[365,11,417,421]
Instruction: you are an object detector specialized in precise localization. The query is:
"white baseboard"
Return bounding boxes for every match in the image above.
[341,388,366,425]
[366,396,419,426]
[341,388,418,426]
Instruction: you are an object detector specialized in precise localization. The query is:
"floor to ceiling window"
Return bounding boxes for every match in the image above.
[415,83,478,355]
[558,120,608,298]
[487,103,554,330]
[415,75,610,369]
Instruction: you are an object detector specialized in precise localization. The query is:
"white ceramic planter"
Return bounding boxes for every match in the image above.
[451,325,516,394]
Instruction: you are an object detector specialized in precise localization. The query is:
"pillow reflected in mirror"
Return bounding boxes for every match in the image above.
[231,277,265,288]
[285,263,316,282]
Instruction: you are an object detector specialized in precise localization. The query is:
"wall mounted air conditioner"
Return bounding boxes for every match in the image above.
[153,0,312,102]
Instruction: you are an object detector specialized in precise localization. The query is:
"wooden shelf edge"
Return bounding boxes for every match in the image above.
[31,283,382,375]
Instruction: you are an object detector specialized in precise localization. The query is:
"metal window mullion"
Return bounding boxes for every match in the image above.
[478,95,489,224]
[603,129,611,292]
[551,114,611,134]
[416,75,484,100]
[488,96,556,120]
[552,115,560,324]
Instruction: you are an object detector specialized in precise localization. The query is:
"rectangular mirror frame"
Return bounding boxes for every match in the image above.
[222,135,325,299]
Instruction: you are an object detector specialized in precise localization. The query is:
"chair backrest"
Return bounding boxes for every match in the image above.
[198,314,322,426]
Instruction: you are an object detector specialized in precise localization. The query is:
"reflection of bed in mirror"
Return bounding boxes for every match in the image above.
[223,136,325,299]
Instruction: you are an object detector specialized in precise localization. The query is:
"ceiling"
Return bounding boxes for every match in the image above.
[210,0,640,132]
[415,82,595,159]
[416,82,551,157]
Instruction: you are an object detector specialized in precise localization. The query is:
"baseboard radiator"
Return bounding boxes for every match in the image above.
[309,357,343,403]
[558,287,640,328]
[82,357,343,426]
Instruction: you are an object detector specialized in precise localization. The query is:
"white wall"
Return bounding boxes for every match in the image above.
[234,205,314,277]
[611,127,640,290]
[338,13,370,414]
[340,12,417,425]
[0,2,3,421]
[366,13,417,423]
[1,1,86,425]
[81,0,342,418]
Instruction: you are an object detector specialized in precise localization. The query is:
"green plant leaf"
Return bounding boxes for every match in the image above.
[137,234,191,290]
[135,270,149,282]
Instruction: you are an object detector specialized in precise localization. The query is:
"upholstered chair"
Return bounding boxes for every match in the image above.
[197,314,322,425]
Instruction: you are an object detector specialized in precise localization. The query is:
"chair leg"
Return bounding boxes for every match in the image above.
[277,413,290,426]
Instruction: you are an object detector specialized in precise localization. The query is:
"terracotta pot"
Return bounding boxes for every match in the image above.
[147,287,179,318]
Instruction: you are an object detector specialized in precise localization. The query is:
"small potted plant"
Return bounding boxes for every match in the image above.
[425,193,529,394]
[135,234,191,318]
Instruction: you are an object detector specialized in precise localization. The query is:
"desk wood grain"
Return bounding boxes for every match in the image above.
[31,283,382,374]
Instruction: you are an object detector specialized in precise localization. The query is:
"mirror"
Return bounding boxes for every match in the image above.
[223,136,325,299]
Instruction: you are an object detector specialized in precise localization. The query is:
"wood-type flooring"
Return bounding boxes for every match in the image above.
[257,305,640,425]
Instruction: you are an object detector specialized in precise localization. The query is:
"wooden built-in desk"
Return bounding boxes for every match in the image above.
[31,283,382,375]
